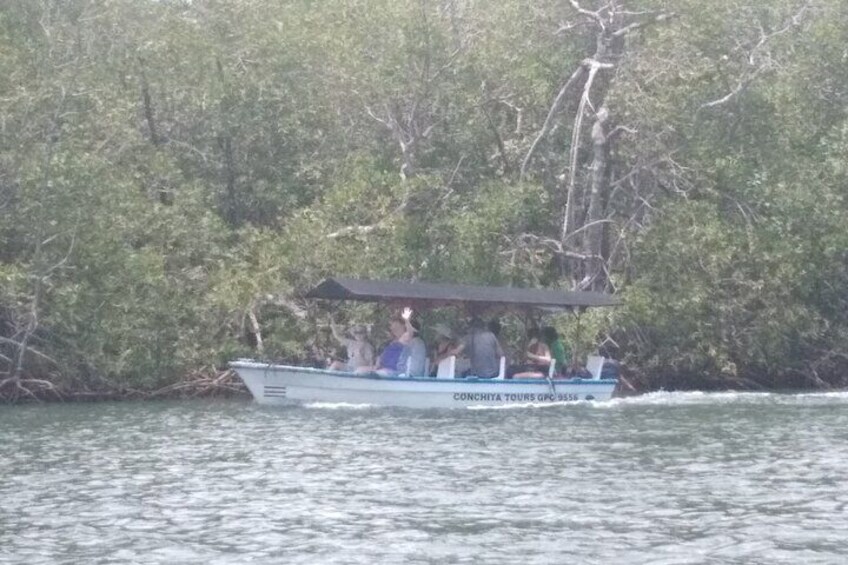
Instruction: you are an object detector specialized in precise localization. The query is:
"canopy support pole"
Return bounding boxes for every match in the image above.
[572,306,587,371]
[544,371,557,398]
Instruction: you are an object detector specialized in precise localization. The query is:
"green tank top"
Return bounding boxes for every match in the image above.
[550,339,569,369]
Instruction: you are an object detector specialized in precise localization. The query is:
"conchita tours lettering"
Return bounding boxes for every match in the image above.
[452,392,579,402]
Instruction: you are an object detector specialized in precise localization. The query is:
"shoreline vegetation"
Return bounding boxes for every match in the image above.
[1,361,842,405]
[2,1,848,404]
[0,368,248,404]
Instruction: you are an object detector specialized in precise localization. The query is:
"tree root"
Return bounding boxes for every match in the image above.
[0,376,63,403]
[0,368,246,404]
[149,369,247,399]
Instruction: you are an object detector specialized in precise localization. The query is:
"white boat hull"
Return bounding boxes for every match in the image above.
[231,360,617,409]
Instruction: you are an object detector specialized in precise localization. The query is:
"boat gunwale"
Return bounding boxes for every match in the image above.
[230,360,618,386]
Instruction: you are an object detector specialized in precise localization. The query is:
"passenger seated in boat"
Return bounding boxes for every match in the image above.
[398,307,427,376]
[430,323,457,376]
[305,338,327,369]
[451,316,504,378]
[372,308,427,376]
[373,315,408,376]
[487,318,501,338]
[542,326,569,378]
[596,343,620,380]
[566,363,593,379]
[509,328,551,378]
[328,321,374,373]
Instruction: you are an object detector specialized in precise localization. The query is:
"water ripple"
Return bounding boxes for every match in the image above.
[2,392,848,564]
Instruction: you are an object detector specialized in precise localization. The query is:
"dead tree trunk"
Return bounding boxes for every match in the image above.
[521,1,673,289]
[216,58,241,226]
[220,134,239,226]
[137,58,174,205]
[581,106,610,290]
[138,59,161,147]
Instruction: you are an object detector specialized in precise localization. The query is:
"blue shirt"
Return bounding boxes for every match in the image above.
[378,341,405,371]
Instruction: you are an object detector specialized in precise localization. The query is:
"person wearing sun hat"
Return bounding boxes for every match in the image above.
[430,322,458,375]
[434,323,454,340]
[328,319,375,373]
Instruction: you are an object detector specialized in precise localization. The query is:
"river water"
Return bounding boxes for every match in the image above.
[2,392,847,564]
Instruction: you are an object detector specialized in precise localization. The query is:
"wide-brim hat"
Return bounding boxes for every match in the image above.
[433,323,453,339]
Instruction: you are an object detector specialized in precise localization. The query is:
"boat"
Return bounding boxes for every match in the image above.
[231,277,620,408]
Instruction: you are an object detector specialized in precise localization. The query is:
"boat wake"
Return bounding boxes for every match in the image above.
[460,389,848,411]
[590,389,848,409]
[303,402,375,410]
[294,390,848,411]
[466,400,582,411]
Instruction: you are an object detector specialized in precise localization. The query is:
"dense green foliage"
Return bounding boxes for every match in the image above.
[1,0,846,398]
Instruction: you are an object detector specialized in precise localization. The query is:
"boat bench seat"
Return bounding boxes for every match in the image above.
[439,356,508,379]
[586,355,605,380]
[436,355,456,379]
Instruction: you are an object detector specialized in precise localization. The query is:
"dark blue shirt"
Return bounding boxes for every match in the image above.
[378,341,405,371]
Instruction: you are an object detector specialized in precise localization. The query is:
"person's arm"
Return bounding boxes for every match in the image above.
[362,343,375,367]
[448,337,466,357]
[524,340,537,361]
[372,346,383,371]
[329,319,346,345]
[527,343,552,365]
[433,341,450,363]
[399,307,415,344]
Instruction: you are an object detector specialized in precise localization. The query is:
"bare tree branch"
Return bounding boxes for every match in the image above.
[326,223,388,240]
[562,218,616,246]
[700,1,811,110]
[246,306,263,353]
[611,12,675,37]
[556,19,594,35]
[700,66,766,110]
[504,233,606,263]
[520,65,586,180]
[365,104,393,130]
[0,337,58,367]
[562,59,613,241]
[447,154,466,187]
[266,296,308,320]
[568,0,606,30]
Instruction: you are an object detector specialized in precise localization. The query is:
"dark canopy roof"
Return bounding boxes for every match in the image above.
[305,277,620,311]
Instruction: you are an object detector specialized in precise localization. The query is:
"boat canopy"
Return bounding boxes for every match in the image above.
[305,277,620,311]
